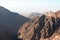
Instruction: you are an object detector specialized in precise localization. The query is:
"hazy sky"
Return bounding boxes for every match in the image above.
[0,0,60,15]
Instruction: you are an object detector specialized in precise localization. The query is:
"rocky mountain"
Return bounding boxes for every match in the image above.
[18,11,60,40]
[0,6,29,40]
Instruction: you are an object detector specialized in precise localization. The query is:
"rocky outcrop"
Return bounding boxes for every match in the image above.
[18,11,60,40]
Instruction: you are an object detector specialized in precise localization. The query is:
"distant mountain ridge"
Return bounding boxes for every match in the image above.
[0,6,30,40]
[28,12,43,18]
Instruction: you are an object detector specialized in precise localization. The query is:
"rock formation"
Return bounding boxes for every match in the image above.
[18,11,60,40]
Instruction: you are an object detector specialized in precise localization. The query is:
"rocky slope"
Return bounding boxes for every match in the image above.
[18,11,60,40]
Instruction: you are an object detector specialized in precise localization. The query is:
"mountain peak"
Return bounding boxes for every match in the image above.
[0,6,11,13]
[18,12,60,40]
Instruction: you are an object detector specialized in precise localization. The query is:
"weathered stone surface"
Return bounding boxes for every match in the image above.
[18,11,60,40]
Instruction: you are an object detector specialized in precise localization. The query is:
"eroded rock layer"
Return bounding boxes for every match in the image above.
[18,11,60,40]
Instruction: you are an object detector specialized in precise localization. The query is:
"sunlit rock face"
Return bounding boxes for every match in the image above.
[54,11,60,18]
[44,11,60,18]
[18,11,60,40]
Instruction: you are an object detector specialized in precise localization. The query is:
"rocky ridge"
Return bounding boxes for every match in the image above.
[18,11,60,40]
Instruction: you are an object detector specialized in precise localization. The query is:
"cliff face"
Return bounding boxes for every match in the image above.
[18,11,60,40]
